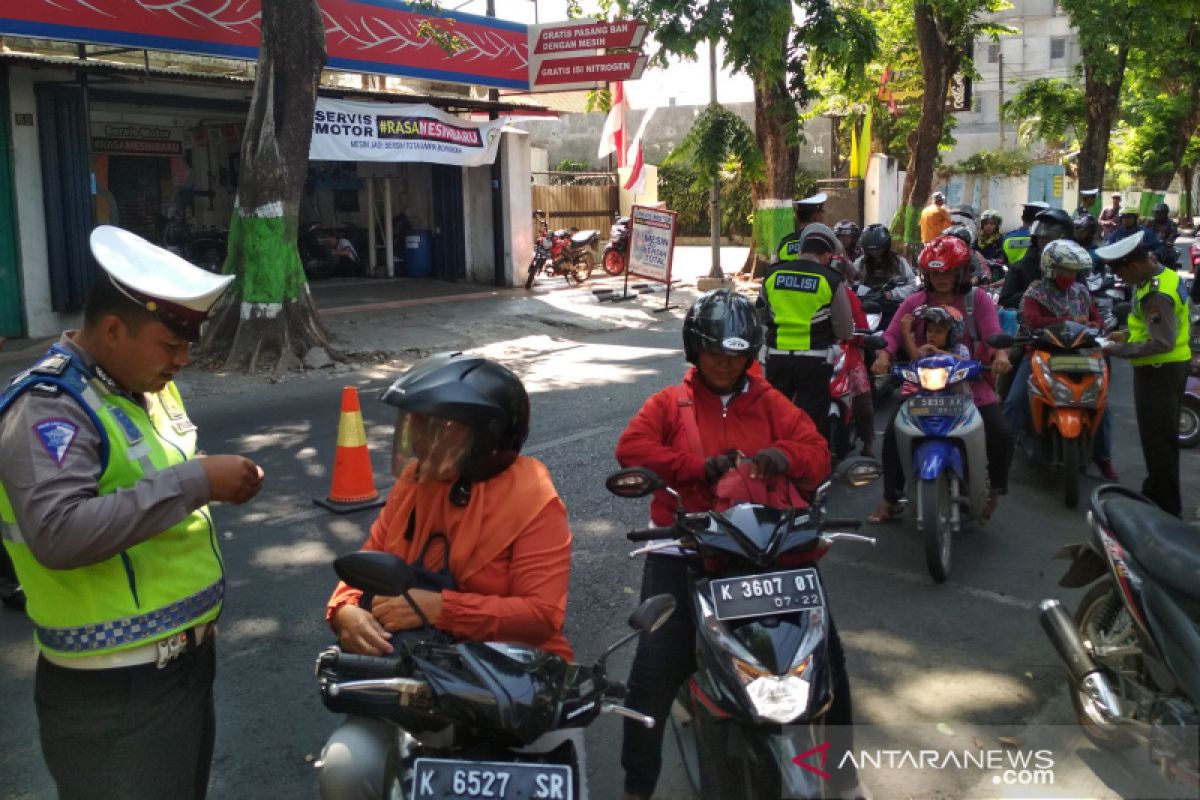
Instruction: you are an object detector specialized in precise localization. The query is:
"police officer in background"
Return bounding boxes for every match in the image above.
[1097,231,1192,517]
[1076,188,1100,217]
[999,207,1072,309]
[794,190,828,228]
[1001,200,1049,266]
[0,226,264,799]
[758,223,855,440]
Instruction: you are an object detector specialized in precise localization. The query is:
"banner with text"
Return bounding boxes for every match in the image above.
[310,99,506,167]
[627,204,678,284]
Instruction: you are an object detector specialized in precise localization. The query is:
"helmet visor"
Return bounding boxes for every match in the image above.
[392,411,475,481]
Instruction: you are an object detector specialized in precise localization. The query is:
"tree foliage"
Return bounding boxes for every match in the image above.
[662,104,764,189]
[1001,78,1085,149]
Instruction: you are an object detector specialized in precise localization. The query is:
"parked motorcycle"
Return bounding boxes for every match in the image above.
[605,457,881,799]
[1039,484,1200,787]
[315,551,674,800]
[184,228,228,274]
[525,210,599,289]
[1014,321,1110,509]
[603,214,631,276]
[891,349,993,582]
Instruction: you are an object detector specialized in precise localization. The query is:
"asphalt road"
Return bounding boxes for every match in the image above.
[2,317,1198,800]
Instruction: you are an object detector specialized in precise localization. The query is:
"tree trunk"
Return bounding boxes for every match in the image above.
[1076,47,1127,193]
[744,71,798,277]
[196,0,334,376]
[896,3,957,251]
[1182,163,1196,221]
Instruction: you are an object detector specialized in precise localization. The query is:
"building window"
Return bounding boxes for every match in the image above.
[987,43,1000,63]
[1050,37,1066,60]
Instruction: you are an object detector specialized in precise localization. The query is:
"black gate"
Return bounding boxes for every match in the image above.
[431,164,465,281]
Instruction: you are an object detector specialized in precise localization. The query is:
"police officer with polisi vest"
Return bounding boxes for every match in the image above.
[758,222,855,440]
[1097,230,1192,517]
[1000,200,1049,267]
[0,226,264,799]
[999,207,1073,310]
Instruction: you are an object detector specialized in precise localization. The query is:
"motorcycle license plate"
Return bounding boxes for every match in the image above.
[410,758,572,800]
[906,394,967,416]
[1049,355,1103,374]
[709,568,823,621]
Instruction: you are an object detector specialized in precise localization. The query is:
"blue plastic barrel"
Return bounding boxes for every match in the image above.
[405,230,433,278]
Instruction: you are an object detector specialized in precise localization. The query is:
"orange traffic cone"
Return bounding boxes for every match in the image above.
[314,386,386,514]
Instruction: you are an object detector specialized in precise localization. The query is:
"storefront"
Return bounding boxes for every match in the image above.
[1,57,536,338]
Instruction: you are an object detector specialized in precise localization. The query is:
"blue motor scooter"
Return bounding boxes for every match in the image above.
[893,354,990,582]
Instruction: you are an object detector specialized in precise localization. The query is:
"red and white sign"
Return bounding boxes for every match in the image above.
[532,53,647,88]
[530,19,648,55]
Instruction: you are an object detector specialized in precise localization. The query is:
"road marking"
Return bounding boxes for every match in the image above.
[262,507,328,527]
[524,426,615,455]
[826,552,1038,610]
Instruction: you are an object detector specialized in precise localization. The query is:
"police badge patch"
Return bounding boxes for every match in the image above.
[33,419,78,466]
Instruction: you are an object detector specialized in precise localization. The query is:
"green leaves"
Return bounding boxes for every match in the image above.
[1002,78,1086,148]
[663,104,765,187]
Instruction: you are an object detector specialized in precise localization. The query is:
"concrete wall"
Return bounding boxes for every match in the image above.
[500,131,533,287]
[9,66,70,338]
[463,164,494,284]
[864,154,904,228]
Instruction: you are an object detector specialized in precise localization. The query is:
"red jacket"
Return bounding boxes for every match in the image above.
[616,369,831,525]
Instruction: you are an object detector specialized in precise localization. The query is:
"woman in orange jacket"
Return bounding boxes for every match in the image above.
[615,290,867,800]
[318,353,572,799]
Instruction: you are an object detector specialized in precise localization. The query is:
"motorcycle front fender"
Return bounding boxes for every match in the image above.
[1052,409,1085,439]
[913,439,964,483]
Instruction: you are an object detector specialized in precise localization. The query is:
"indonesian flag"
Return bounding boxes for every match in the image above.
[598,82,629,166]
[623,103,658,194]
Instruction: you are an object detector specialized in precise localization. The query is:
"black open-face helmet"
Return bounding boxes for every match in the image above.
[683,289,762,365]
[381,352,530,485]
[1030,207,1073,243]
[860,223,891,258]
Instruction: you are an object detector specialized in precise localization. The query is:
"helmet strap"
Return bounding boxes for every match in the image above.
[449,478,472,507]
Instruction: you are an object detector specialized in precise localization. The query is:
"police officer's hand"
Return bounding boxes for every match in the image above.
[750,448,789,479]
[372,590,444,632]
[199,455,264,504]
[704,452,738,483]
[332,603,393,656]
[872,351,892,375]
[1106,329,1129,344]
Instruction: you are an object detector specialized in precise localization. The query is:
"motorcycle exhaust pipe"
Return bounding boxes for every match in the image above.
[1038,600,1122,720]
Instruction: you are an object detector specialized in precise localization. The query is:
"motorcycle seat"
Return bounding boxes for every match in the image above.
[1106,497,1200,601]
[570,230,598,246]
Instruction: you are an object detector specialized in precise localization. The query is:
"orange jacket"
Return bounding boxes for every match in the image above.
[616,369,831,525]
[325,456,573,661]
[920,205,953,243]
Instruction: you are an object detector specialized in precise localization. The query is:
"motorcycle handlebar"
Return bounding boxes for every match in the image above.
[821,517,862,530]
[626,526,677,543]
[326,650,408,678]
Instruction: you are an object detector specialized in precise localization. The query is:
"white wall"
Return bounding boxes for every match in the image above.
[463,164,493,283]
[864,154,904,227]
[500,130,533,287]
[10,66,77,339]
[617,165,658,216]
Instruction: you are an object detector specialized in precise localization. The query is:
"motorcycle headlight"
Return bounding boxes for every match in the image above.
[899,365,919,385]
[735,654,813,724]
[1078,379,1102,407]
[918,367,949,391]
[1050,377,1077,406]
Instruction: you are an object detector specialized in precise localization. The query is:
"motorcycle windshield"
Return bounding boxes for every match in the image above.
[415,641,569,746]
[702,504,819,560]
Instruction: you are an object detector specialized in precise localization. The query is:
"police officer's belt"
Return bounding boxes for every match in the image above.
[766,346,837,359]
[40,621,216,671]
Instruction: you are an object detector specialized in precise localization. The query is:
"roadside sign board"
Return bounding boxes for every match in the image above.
[530,20,648,54]
[627,204,678,284]
[531,52,647,88]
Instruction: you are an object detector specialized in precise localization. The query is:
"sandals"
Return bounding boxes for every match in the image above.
[980,493,1000,523]
[867,500,904,524]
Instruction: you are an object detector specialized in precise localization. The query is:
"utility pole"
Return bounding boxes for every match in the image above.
[699,39,730,290]
[998,50,1005,148]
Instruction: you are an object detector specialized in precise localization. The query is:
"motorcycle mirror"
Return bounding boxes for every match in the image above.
[628,594,676,634]
[1114,302,1132,326]
[606,467,664,498]
[334,551,416,597]
[834,456,884,488]
[987,333,1014,349]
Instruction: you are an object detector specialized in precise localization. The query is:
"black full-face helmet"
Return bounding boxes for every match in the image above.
[381,352,530,484]
[1030,207,1073,244]
[683,289,762,365]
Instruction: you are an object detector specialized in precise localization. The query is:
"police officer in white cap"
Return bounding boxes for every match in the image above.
[1097,230,1191,517]
[0,225,264,799]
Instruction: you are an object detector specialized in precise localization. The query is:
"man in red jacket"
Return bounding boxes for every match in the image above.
[615,290,868,800]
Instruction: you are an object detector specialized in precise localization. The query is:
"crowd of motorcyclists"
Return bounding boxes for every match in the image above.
[1,191,1196,800]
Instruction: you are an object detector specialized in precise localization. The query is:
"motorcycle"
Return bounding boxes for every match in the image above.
[891,347,995,582]
[525,210,599,289]
[184,228,228,274]
[1038,484,1200,788]
[315,551,675,800]
[829,333,887,463]
[602,214,631,276]
[1181,346,1200,449]
[605,457,881,799]
[1014,321,1110,509]
[1083,268,1129,333]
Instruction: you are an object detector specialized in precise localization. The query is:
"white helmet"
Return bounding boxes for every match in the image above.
[1040,239,1093,279]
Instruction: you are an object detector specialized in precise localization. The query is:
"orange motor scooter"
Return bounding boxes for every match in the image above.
[1024,320,1109,509]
